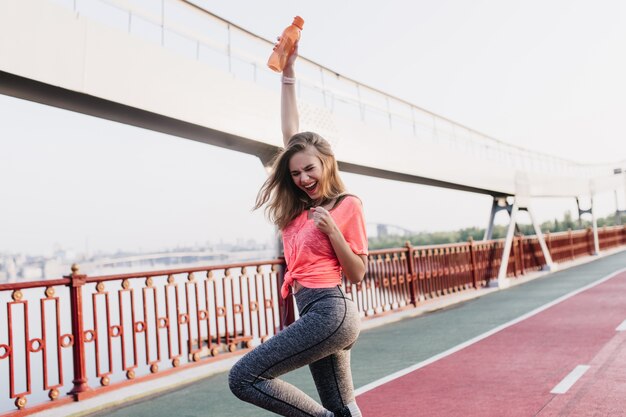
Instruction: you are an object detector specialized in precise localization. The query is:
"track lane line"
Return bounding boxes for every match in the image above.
[355,266,626,396]
[550,365,590,394]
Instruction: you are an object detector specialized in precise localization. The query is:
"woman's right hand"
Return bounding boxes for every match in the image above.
[284,41,299,73]
[275,37,298,77]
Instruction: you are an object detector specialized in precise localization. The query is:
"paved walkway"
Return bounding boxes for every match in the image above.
[48,249,626,417]
[358,268,626,416]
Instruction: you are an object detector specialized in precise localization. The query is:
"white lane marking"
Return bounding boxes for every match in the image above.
[355,266,626,396]
[616,319,626,331]
[551,365,590,394]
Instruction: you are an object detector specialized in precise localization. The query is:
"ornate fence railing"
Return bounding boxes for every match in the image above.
[0,260,286,415]
[1,225,625,415]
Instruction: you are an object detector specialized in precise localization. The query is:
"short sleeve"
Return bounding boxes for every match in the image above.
[336,196,368,256]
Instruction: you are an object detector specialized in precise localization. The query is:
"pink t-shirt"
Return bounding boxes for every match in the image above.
[281,196,368,298]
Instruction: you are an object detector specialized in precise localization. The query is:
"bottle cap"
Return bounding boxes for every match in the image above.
[292,16,304,30]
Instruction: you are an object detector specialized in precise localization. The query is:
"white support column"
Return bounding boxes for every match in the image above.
[615,190,622,225]
[591,196,600,255]
[527,206,556,271]
[496,200,519,288]
[621,172,626,224]
[483,197,498,241]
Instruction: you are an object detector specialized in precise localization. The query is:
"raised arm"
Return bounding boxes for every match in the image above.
[281,41,300,146]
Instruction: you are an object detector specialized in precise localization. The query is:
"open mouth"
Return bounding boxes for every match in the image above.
[302,181,318,194]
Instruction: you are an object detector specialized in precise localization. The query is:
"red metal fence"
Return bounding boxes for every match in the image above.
[1,226,625,415]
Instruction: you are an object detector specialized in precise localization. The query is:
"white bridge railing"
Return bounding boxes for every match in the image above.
[50,0,623,180]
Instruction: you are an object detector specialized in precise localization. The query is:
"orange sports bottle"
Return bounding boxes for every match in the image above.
[267,16,304,72]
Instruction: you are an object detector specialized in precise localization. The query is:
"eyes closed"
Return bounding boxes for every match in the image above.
[291,165,316,178]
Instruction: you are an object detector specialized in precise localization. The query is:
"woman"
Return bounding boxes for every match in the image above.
[228,41,367,417]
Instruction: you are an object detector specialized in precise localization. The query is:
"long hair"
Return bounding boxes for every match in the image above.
[254,132,346,230]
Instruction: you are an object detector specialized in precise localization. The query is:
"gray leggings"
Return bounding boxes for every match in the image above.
[228,285,361,417]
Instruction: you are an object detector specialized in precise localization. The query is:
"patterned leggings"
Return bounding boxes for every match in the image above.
[228,285,361,417]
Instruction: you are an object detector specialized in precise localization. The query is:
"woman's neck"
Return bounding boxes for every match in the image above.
[306,197,336,210]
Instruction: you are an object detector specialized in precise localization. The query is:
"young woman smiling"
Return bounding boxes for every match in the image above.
[228,41,368,417]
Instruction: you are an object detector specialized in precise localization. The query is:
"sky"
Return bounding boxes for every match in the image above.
[2,0,626,256]
[196,0,626,162]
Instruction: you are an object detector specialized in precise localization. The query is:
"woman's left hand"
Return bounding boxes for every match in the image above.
[311,206,339,236]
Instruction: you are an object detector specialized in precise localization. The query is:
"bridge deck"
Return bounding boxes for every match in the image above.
[37,249,626,417]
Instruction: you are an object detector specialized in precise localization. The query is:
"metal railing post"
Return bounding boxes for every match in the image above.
[227,24,232,74]
[517,234,525,275]
[468,236,478,289]
[404,241,417,306]
[67,264,92,399]
[356,84,365,122]
[568,228,574,260]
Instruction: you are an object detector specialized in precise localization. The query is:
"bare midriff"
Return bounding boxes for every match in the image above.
[292,280,304,294]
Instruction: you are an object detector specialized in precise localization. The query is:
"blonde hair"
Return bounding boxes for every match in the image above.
[254,132,346,230]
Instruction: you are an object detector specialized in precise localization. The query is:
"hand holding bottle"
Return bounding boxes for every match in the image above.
[282,40,298,77]
[267,16,304,73]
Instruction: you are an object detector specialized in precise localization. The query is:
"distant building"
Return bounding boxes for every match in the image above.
[2,257,17,283]
[20,265,42,280]
[43,259,64,279]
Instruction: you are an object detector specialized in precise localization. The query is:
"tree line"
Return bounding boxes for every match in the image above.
[369,210,625,250]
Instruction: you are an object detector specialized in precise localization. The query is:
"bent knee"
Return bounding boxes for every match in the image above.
[228,359,263,400]
[228,362,249,397]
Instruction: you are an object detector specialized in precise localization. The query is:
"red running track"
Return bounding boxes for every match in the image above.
[358,271,626,417]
